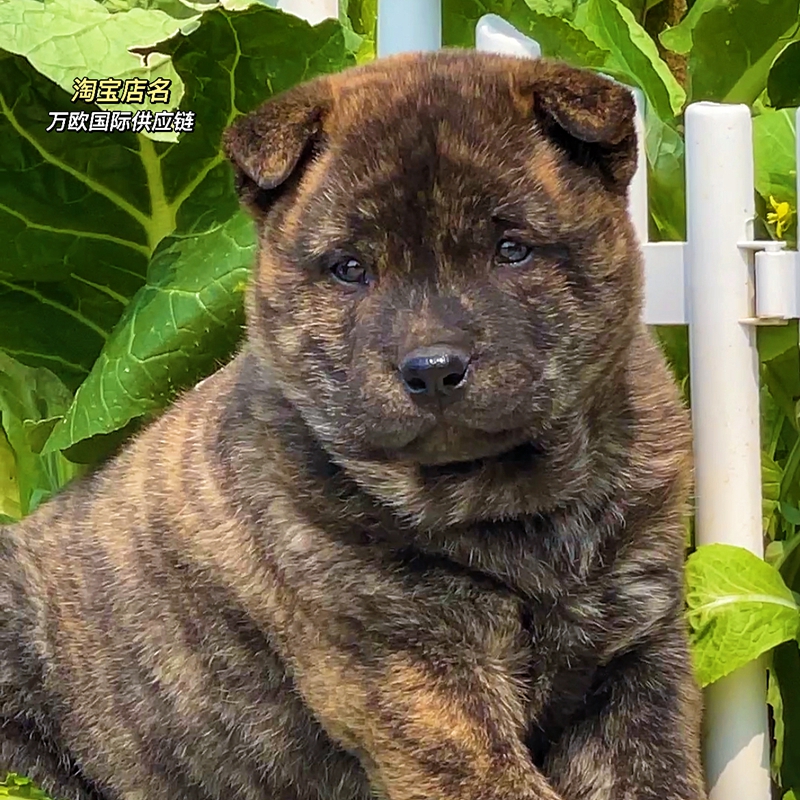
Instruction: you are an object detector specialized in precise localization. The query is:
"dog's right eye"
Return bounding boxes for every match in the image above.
[330,258,371,286]
[496,239,533,265]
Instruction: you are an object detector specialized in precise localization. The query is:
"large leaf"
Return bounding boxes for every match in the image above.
[645,108,685,240]
[442,0,683,119]
[771,641,800,796]
[0,50,153,390]
[768,41,800,110]
[572,0,685,119]
[686,543,800,687]
[44,212,254,454]
[0,774,52,800]
[97,0,215,17]
[443,0,612,67]
[0,353,82,518]
[754,108,798,246]
[0,0,197,143]
[765,450,785,535]
[340,0,377,62]
[0,426,20,522]
[33,7,353,454]
[763,344,800,434]
[659,0,800,105]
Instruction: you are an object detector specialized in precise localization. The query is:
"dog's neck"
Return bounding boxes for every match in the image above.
[218,346,635,536]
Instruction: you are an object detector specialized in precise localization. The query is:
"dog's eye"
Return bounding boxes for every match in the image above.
[331,258,370,286]
[496,239,533,265]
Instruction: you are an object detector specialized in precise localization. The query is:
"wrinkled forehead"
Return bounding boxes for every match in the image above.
[327,61,540,174]
[300,75,564,246]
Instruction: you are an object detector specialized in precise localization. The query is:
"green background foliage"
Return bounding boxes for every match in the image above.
[1,0,799,797]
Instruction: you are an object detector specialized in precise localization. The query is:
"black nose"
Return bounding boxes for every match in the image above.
[399,346,470,398]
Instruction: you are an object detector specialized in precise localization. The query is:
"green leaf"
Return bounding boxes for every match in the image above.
[686,543,800,687]
[0,353,82,517]
[4,6,353,455]
[763,346,800,434]
[340,0,377,63]
[768,654,786,780]
[659,0,800,105]
[754,108,797,246]
[766,450,785,533]
[512,6,611,68]
[771,642,800,795]
[767,532,800,590]
[442,0,612,67]
[442,1,687,242]
[572,0,685,119]
[0,0,197,143]
[645,109,686,240]
[0,50,154,390]
[0,426,21,520]
[44,211,254,454]
[760,322,800,364]
[782,503,800,527]
[443,0,685,119]
[0,774,53,800]
[653,325,689,392]
[768,41,800,109]
[97,0,215,18]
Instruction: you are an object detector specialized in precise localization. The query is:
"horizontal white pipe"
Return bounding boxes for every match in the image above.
[755,248,799,319]
[642,242,687,324]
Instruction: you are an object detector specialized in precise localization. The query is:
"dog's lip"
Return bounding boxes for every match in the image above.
[417,440,546,478]
[391,426,535,465]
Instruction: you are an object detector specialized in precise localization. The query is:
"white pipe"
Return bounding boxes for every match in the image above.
[685,102,770,800]
[271,0,338,25]
[628,88,649,245]
[475,14,541,58]
[377,0,441,57]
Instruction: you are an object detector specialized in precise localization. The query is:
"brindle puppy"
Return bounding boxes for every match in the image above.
[0,50,706,800]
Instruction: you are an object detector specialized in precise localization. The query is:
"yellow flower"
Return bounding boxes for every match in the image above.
[767,195,793,239]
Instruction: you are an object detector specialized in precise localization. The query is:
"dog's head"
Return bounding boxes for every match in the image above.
[223,50,641,470]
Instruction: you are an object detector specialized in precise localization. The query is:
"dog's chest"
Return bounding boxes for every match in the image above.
[517,594,608,766]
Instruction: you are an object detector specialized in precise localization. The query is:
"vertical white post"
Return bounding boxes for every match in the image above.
[685,103,770,800]
[377,0,441,57]
[627,88,649,245]
[475,14,541,58]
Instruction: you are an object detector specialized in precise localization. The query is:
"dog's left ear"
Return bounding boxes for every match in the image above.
[222,79,332,214]
[512,61,638,193]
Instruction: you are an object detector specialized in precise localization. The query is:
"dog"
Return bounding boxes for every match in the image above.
[0,49,706,800]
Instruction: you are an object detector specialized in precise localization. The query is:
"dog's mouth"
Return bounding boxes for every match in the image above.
[417,440,546,480]
[386,421,544,473]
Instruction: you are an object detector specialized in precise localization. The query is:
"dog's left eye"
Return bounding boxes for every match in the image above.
[496,239,533,265]
[331,258,371,286]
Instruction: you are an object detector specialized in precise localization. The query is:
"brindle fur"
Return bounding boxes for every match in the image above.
[1,50,706,800]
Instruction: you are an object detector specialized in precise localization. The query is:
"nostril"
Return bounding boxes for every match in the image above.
[405,376,428,394]
[398,346,471,399]
[441,369,466,389]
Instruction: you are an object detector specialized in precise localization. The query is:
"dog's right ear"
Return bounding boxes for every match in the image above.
[222,81,332,214]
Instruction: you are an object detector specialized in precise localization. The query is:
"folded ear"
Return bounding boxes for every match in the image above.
[512,61,638,193]
[222,80,332,213]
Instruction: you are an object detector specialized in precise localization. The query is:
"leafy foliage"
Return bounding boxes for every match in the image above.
[1,0,799,798]
[0,774,51,799]
[687,543,799,688]
[0,0,353,460]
